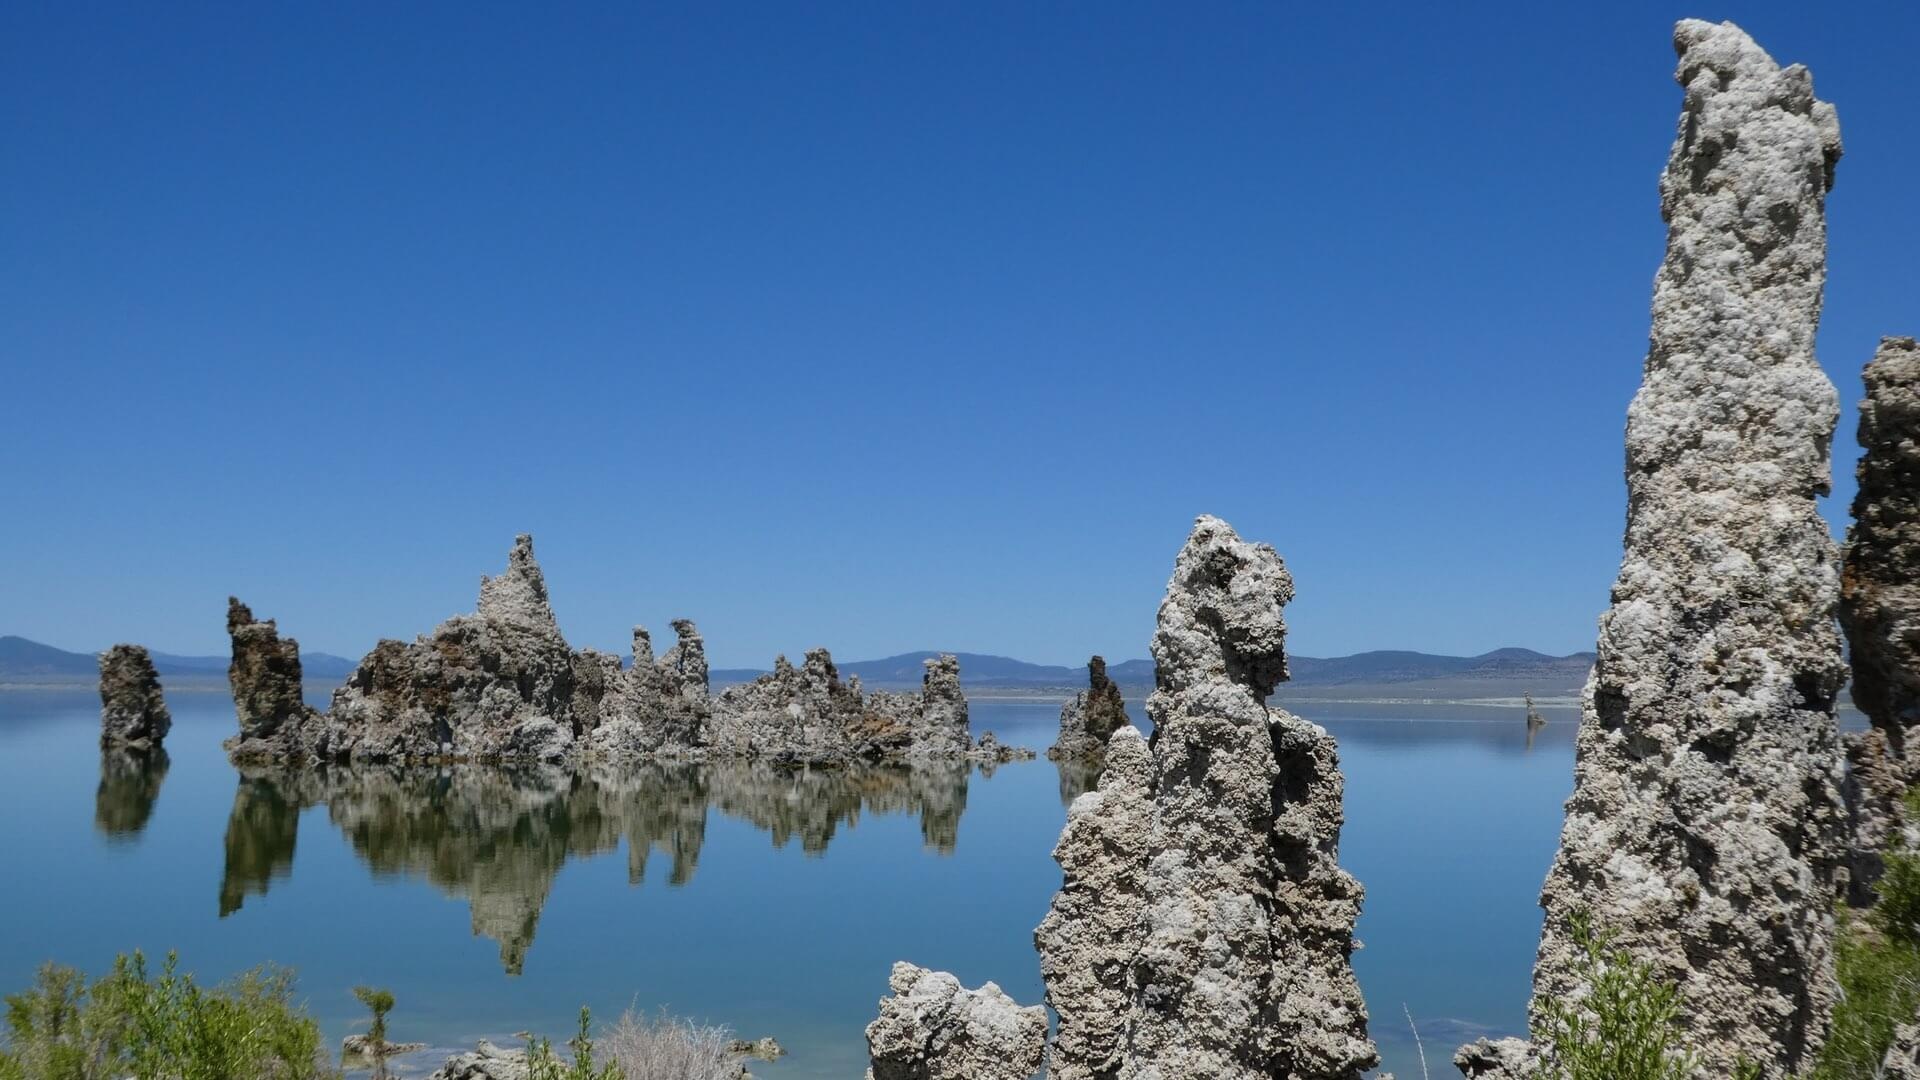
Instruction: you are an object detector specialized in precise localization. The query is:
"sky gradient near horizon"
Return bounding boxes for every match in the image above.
[4,2,1918,669]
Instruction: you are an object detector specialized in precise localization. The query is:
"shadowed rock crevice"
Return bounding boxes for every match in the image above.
[1841,336,1920,901]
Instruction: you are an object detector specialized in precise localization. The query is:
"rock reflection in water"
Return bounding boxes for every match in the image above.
[1054,757,1103,806]
[95,747,169,840]
[217,759,980,973]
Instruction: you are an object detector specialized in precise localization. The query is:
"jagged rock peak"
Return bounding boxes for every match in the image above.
[1048,654,1130,761]
[1129,515,1375,1079]
[476,533,562,635]
[1150,513,1294,697]
[1512,20,1848,1078]
[224,597,320,754]
[1842,336,1920,897]
[98,644,170,749]
[864,962,1047,1080]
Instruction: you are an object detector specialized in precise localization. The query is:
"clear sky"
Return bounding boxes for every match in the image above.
[3,2,1916,668]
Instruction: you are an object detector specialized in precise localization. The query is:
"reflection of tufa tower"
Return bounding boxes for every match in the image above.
[216,759,986,973]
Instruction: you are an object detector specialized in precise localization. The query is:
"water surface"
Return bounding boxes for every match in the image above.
[0,689,1581,1076]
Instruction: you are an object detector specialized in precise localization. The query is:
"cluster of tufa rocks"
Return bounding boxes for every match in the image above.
[868,516,1377,1080]
[1463,19,1850,1078]
[224,535,1017,766]
[1045,656,1130,762]
[1841,337,1920,899]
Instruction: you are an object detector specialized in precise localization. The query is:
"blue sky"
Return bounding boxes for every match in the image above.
[3,3,1916,668]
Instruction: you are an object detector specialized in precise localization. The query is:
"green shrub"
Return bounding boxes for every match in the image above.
[527,1007,622,1080]
[0,951,333,1080]
[1812,906,1920,1080]
[1536,912,1698,1080]
[1874,850,1920,945]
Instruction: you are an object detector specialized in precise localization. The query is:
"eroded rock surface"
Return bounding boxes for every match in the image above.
[225,598,328,762]
[712,650,982,763]
[1035,725,1152,1080]
[1842,337,1920,898]
[864,962,1046,1080]
[1513,20,1849,1078]
[98,643,170,748]
[1047,656,1130,762]
[587,621,713,759]
[1885,1019,1920,1080]
[1119,515,1376,1080]
[324,534,579,762]
[427,1041,528,1080]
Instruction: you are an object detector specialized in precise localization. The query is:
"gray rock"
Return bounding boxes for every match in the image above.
[1036,725,1152,1080]
[864,962,1047,1080]
[587,622,713,759]
[1047,656,1130,762]
[1120,514,1376,1080]
[330,534,580,762]
[223,598,329,762]
[1885,1020,1920,1080]
[98,643,170,749]
[1451,1038,1532,1080]
[428,1040,529,1080]
[1515,21,1848,1078]
[711,650,981,763]
[1841,337,1920,900]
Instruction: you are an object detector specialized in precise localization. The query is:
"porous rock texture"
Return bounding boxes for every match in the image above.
[1035,725,1152,1080]
[427,1041,528,1080]
[324,534,580,762]
[1116,514,1376,1080]
[225,598,329,762]
[1885,1019,1920,1080]
[1841,337,1920,898]
[1046,656,1130,761]
[864,962,1047,1080]
[98,644,171,749]
[585,621,712,758]
[711,650,982,763]
[1512,21,1849,1078]
[867,516,1376,1080]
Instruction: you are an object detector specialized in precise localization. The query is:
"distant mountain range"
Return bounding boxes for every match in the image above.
[0,634,1592,692]
[0,636,358,681]
[712,647,1596,690]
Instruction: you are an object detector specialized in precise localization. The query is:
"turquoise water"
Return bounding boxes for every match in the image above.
[0,688,1580,1077]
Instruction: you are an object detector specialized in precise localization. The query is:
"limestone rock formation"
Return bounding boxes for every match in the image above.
[1841,337,1920,897]
[324,534,579,762]
[864,962,1047,1080]
[1047,656,1130,761]
[98,644,170,749]
[1885,1019,1920,1080]
[1513,21,1849,1077]
[711,650,980,763]
[427,1041,528,1080]
[586,621,713,759]
[1035,725,1152,1080]
[1451,1038,1531,1080]
[1120,514,1376,1080]
[225,598,329,762]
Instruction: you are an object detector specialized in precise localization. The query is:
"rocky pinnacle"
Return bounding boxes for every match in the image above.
[98,643,170,749]
[1842,337,1920,896]
[1118,514,1375,1080]
[1517,20,1848,1077]
[1047,656,1131,762]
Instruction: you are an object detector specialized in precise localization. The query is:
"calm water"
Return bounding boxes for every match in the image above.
[0,688,1583,1077]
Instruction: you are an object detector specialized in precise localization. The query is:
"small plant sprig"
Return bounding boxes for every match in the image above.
[1536,911,1699,1080]
[527,1007,623,1080]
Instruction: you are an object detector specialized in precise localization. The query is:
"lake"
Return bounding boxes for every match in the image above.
[0,686,1584,1077]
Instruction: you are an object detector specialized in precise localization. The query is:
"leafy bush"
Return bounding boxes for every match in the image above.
[0,951,333,1080]
[527,1007,622,1080]
[1874,850,1920,945]
[1536,912,1698,1080]
[1812,906,1920,1080]
[601,1008,741,1080]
